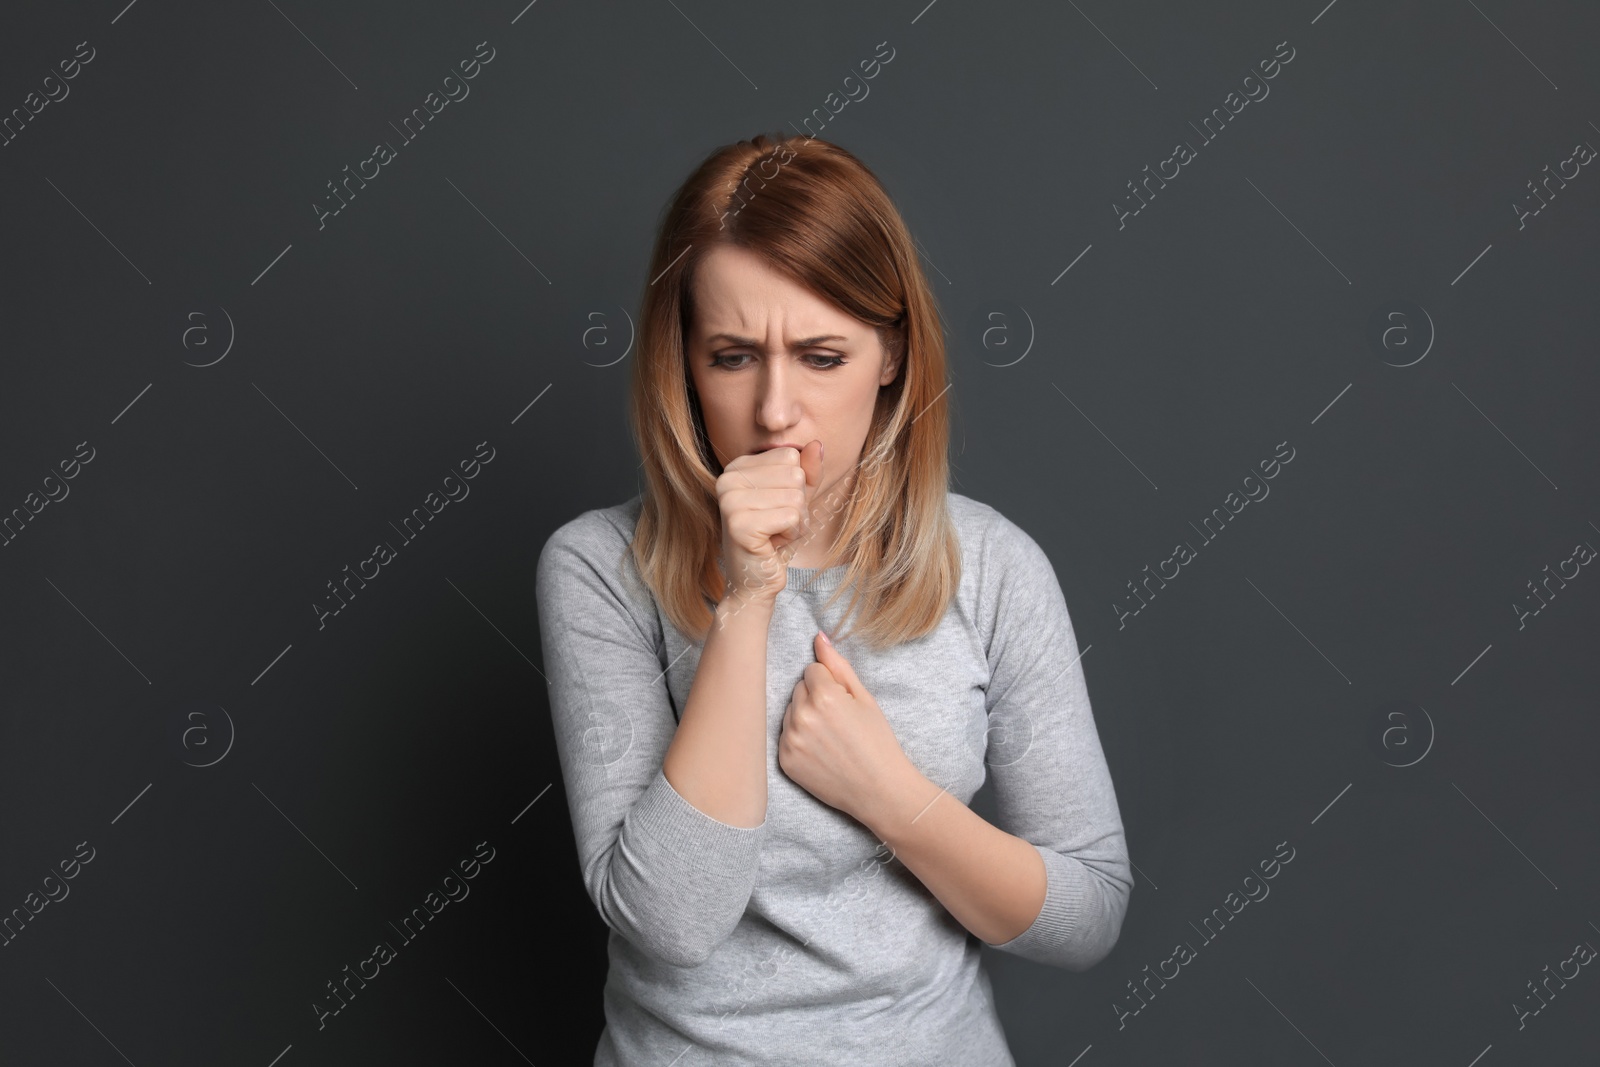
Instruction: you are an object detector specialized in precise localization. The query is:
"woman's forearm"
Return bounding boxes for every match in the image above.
[661,594,775,829]
[863,761,1048,946]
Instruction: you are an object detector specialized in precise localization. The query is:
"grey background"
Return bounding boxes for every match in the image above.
[2,0,1597,1063]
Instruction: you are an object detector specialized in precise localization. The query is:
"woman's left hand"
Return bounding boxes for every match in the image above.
[778,630,913,822]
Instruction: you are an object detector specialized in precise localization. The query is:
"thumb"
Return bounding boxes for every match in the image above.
[814,630,859,691]
[800,438,824,491]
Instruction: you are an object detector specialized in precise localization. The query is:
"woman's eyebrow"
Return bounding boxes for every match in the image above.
[705,332,849,349]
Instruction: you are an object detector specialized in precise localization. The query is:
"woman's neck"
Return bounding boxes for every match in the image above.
[786,508,842,569]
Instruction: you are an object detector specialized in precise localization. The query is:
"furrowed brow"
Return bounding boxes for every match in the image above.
[705,333,848,349]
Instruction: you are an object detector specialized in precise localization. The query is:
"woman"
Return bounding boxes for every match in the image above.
[536,132,1131,1066]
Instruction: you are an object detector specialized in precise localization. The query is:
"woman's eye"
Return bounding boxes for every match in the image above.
[709,353,846,370]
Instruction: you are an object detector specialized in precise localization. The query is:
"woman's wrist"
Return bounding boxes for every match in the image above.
[715,589,778,627]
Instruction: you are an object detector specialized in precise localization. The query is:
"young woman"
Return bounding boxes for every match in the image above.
[536,132,1131,1066]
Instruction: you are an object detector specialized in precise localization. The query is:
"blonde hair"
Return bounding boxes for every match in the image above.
[625,131,959,651]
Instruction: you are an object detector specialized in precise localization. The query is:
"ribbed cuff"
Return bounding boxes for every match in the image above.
[629,766,767,877]
[988,844,1087,956]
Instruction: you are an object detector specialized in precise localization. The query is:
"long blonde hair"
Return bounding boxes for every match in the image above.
[626,131,959,651]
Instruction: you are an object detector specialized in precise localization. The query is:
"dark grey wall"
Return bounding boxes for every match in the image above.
[3,0,1597,1063]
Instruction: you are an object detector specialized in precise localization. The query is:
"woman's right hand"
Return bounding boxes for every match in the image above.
[715,440,825,607]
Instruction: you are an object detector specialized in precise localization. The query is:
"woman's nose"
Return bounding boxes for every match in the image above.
[756,361,797,426]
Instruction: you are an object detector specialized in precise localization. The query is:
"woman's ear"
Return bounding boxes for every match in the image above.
[880,347,903,386]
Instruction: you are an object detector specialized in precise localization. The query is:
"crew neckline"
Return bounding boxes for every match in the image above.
[786,562,847,594]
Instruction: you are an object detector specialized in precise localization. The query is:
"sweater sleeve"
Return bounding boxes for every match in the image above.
[975,510,1133,971]
[535,510,767,968]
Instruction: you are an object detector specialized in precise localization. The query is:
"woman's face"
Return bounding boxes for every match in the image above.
[686,244,901,494]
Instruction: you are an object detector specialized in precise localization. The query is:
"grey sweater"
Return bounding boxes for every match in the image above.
[535,490,1132,1066]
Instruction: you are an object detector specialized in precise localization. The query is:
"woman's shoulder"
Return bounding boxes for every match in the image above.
[944,489,1001,533]
[540,493,643,555]
[534,493,664,652]
[945,490,1058,593]
[945,490,1034,558]
[536,492,649,600]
